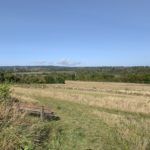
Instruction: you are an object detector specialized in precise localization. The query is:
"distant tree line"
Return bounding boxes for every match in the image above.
[0,72,65,84]
[61,67,150,84]
[0,66,150,84]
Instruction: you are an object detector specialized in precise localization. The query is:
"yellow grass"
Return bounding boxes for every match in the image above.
[13,81,150,114]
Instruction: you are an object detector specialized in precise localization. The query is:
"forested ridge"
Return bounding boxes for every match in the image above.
[0,66,150,84]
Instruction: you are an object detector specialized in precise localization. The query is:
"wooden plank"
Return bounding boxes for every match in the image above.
[15,103,58,120]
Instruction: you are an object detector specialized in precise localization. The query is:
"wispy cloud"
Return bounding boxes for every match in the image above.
[32,61,53,66]
[33,61,47,65]
[32,59,81,66]
[57,59,81,66]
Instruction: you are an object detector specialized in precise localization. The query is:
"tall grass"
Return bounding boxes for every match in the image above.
[0,84,52,150]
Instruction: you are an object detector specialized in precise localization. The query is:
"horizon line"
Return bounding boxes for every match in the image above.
[0,65,150,68]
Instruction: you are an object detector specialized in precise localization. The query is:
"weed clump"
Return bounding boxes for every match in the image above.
[0,84,51,150]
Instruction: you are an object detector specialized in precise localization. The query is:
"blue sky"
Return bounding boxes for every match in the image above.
[0,0,150,66]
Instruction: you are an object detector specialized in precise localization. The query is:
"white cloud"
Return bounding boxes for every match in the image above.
[57,59,81,66]
[32,61,54,65]
[33,61,47,65]
[32,59,81,66]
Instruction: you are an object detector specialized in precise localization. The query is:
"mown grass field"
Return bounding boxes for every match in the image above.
[12,81,150,150]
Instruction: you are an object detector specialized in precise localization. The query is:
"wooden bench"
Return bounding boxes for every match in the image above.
[16,103,59,120]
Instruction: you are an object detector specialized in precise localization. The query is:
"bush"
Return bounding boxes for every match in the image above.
[0,84,10,102]
[56,77,65,84]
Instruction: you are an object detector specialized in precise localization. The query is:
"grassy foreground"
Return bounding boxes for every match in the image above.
[2,81,150,150]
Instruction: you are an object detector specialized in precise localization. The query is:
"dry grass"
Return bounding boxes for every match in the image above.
[13,81,150,114]
[93,109,150,150]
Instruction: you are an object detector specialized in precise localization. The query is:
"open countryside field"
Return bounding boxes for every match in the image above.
[12,81,150,150]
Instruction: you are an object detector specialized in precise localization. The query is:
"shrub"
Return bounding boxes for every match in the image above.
[0,84,11,102]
